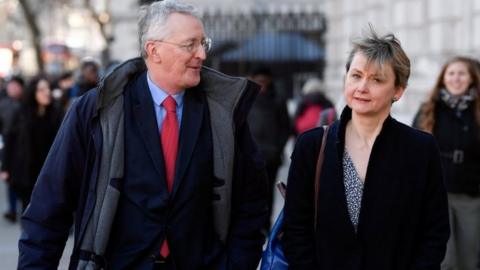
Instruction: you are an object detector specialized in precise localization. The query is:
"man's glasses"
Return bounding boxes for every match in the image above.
[152,37,212,54]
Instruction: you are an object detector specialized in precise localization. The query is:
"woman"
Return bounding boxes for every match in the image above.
[282,29,450,269]
[413,57,480,270]
[3,75,63,210]
[294,77,336,135]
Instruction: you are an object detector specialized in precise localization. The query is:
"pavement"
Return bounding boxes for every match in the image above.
[0,138,293,269]
[0,180,74,269]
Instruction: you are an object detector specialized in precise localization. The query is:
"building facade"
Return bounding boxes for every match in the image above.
[324,0,480,123]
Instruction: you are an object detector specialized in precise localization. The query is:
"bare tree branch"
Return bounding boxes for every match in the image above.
[17,0,44,73]
[84,0,113,66]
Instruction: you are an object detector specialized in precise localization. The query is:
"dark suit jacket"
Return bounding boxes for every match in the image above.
[283,107,450,270]
[104,72,222,269]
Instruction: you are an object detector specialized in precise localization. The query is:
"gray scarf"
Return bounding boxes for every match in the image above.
[440,88,476,112]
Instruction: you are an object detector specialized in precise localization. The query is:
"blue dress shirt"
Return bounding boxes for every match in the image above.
[147,73,184,132]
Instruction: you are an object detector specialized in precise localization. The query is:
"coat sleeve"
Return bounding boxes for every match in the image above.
[412,137,450,270]
[219,122,269,270]
[282,130,322,270]
[18,94,94,269]
[411,104,425,129]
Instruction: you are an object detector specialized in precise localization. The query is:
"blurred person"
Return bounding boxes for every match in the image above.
[283,28,449,269]
[247,65,291,231]
[413,56,480,270]
[0,76,6,98]
[294,77,336,135]
[0,76,25,223]
[51,71,74,111]
[69,58,100,98]
[18,1,268,270]
[2,75,62,211]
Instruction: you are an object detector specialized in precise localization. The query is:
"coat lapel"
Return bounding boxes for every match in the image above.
[330,123,358,239]
[131,72,167,187]
[171,88,204,198]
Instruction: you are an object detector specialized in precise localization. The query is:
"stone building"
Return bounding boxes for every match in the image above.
[323,0,480,123]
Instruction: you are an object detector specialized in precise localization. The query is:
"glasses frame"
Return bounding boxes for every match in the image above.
[151,37,212,54]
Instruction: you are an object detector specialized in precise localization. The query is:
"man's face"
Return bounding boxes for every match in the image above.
[251,74,272,94]
[150,13,207,93]
[83,65,99,84]
[6,81,23,100]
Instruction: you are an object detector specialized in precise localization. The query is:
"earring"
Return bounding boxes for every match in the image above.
[392,97,398,102]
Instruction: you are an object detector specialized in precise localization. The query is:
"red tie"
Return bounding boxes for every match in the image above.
[160,95,179,258]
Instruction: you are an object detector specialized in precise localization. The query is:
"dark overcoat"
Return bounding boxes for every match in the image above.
[18,60,268,270]
[283,107,450,270]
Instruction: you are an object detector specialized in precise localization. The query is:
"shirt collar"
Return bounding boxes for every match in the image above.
[146,72,185,107]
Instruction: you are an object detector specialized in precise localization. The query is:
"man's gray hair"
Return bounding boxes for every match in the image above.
[345,25,411,88]
[138,0,201,58]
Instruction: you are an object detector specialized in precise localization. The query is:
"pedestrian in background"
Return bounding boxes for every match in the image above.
[18,1,268,269]
[413,56,480,270]
[294,77,336,135]
[2,75,62,211]
[0,76,24,223]
[248,65,291,231]
[51,71,74,111]
[69,58,99,99]
[283,28,449,269]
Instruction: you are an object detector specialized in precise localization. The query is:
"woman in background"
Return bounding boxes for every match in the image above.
[283,27,449,269]
[3,75,63,210]
[413,56,480,270]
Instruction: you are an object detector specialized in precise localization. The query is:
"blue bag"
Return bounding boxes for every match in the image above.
[260,200,288,270]
[259,126,329,270]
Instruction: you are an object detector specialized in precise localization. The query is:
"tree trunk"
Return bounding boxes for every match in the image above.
[17,0,44,73]
[85,0,113,67]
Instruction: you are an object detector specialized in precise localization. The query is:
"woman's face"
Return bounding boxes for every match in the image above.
[443,61,472,96]
[344,52,404,117]
[36,79,52,107]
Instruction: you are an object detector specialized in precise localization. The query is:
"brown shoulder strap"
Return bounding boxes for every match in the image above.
[314,125,329,231]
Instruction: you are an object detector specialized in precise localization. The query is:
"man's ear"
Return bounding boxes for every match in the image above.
[145,41,161,63]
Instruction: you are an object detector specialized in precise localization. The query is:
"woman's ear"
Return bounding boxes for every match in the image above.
[393,86,406,102]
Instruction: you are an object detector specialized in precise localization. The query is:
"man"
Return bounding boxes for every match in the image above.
[247,65,291,231]
[0,76,24,223]
[18,1,268,269]
[69,58,100,99]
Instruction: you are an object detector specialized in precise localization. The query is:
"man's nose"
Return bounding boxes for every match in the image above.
[195,46,207,60]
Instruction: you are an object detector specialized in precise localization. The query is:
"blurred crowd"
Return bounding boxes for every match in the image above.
[0,58,103,222]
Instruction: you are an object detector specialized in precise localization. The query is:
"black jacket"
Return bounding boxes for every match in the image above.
[248,90,291,165]
[283,107,449,270]
[414,101,480,195]
[3,105,62,197]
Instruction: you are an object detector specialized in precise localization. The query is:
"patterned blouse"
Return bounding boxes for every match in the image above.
[343,150,364,232]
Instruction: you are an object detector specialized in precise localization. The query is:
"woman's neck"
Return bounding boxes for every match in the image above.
[347,112,388,150]
[37,106,46,116]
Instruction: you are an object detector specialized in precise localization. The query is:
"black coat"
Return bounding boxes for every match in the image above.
[248,89,291,165]
[3,105,62,198]
[413,101,480,195]
[283,107,450,270]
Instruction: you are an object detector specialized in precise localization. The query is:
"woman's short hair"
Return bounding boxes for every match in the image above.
[345,26,411,89]
[138,0,200,58]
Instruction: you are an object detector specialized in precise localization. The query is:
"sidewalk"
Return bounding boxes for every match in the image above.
[0,181,73,269]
